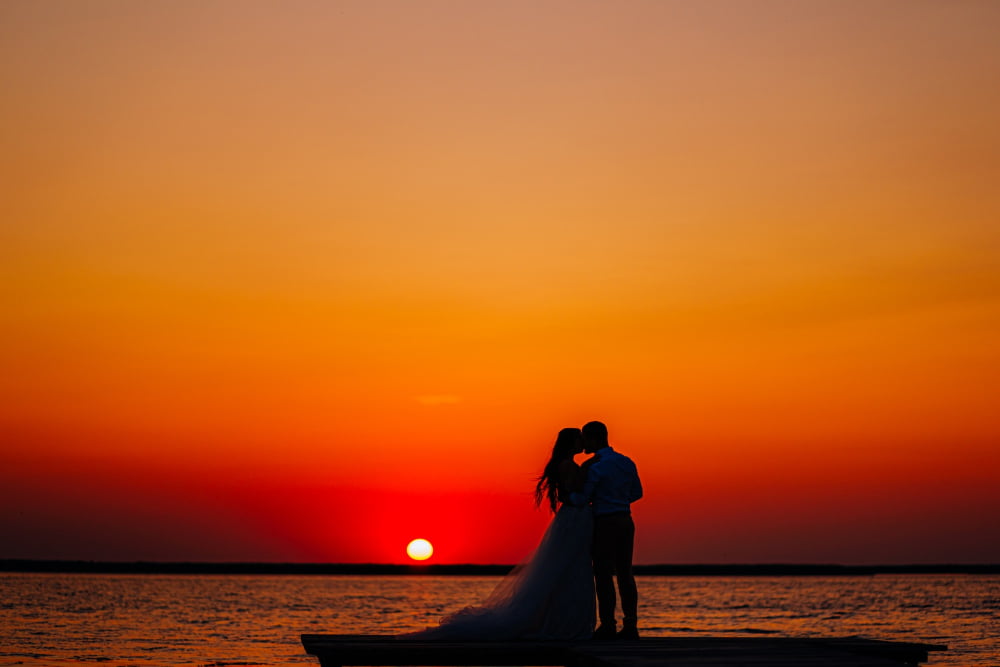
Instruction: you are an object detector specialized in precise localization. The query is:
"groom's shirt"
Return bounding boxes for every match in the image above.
[571,446,643,516]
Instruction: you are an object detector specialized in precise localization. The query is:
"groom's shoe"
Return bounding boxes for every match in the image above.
[617,625,640,641]
[592,624,617,641]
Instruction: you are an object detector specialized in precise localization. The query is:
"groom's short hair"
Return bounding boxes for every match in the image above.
[582,420,608,444]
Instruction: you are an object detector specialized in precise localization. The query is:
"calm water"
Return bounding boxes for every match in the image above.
[1,574,997,667]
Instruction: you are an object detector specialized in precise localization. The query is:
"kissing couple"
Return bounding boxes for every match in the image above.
[406,421,643,641]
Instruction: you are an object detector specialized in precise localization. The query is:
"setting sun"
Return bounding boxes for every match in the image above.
[406,539,433,561]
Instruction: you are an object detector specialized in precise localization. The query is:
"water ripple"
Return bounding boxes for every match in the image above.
[1,573,997,667]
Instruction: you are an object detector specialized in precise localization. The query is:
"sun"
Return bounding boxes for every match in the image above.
[406,538,433,561]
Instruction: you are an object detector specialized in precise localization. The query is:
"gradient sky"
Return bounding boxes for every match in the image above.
[2,1,999,564]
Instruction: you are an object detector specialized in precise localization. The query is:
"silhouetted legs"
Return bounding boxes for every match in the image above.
[593,513,638,631]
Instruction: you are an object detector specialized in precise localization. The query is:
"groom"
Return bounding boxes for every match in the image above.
[572,421,643,640]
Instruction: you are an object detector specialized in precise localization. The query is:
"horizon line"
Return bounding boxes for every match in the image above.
[2,560,997,575]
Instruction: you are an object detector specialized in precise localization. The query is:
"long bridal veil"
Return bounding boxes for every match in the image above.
[405,504,595,640]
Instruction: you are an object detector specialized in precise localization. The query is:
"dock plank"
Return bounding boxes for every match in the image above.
[301,634,946,667]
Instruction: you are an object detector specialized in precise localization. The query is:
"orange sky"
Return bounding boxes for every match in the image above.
[2,1,999,564]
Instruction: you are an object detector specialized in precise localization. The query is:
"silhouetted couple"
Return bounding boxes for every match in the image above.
[407,421,643,641]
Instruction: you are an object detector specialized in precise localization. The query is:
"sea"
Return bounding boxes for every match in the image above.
[1,574,997,667]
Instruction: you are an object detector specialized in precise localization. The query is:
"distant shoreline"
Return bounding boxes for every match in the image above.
[2,560,997,575]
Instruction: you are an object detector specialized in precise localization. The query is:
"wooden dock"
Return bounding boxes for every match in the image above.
[302,634,947,667]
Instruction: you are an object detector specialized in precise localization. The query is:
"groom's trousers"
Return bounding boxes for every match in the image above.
[592,512,638,628]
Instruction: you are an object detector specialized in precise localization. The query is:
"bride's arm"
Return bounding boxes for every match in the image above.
[557,460,584,500]
[569,462,599,507]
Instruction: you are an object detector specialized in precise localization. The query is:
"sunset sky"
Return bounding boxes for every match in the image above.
[2,1,999,565]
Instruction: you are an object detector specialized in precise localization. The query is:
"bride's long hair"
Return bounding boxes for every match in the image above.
[534,427,582,512]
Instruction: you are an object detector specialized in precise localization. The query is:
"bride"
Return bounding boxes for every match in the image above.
[403,427,595,640]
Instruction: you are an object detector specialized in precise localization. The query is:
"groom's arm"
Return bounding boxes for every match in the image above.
[629,471,643,503]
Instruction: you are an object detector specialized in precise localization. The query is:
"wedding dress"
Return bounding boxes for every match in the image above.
[405,503,595,640]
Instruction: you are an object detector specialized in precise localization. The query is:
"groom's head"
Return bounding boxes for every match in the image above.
[581,420,609,454]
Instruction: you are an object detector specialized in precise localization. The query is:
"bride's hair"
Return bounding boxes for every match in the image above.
[534,427,582,512]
